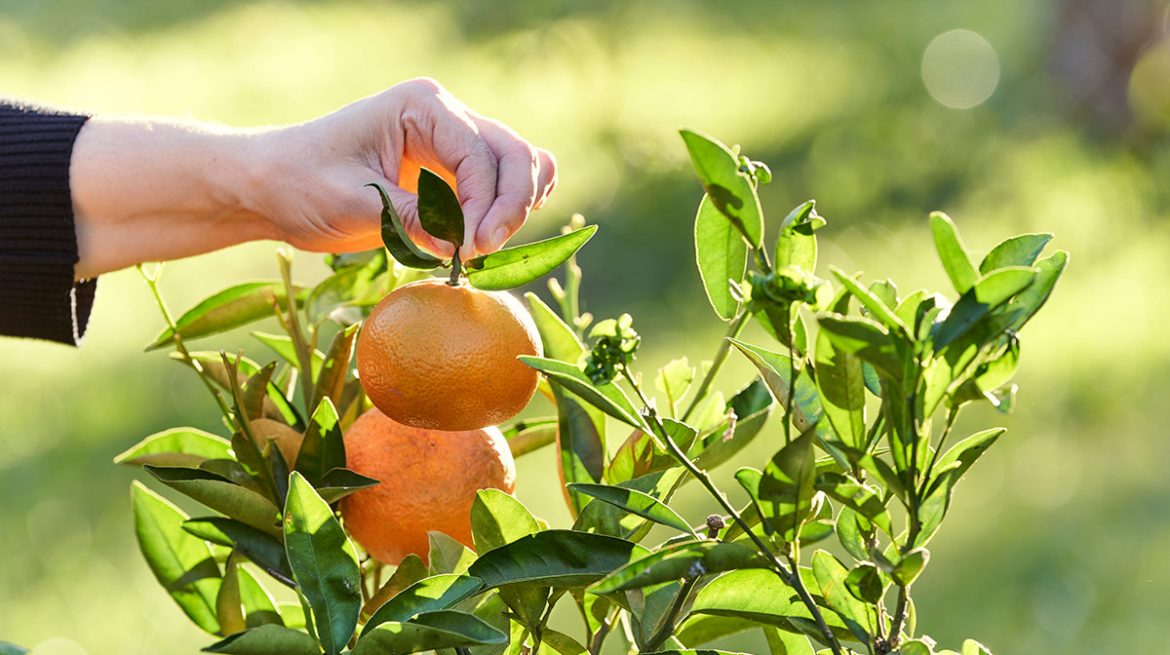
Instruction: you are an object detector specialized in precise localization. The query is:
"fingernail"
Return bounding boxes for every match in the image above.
[490,225,510,251]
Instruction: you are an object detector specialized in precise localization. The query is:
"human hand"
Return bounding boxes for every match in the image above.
[253,78,558,260]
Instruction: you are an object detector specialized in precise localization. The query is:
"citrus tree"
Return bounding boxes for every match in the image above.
[106,131,1065,655]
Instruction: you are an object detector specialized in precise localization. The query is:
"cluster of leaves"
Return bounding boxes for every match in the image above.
[116,135,1064,655]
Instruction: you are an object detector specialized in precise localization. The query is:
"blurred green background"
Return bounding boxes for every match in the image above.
[3,0,1170,653]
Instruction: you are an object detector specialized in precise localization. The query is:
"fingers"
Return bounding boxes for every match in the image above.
[387,78,558,259]
[472,117,540,255]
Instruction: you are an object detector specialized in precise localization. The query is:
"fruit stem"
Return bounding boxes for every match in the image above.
[448,248,462,286]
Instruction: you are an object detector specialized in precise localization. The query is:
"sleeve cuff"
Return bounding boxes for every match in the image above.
[0,102,95,346]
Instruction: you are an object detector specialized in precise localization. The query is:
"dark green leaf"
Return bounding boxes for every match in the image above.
[353,610,508,655]
[929,212,977,294]
[0,644,28,655]
[315,468,380,504]
[574,468,686,541]
[363,574,485,635]
[283,472,361,655]
[591,541,767,594]
[145,466,282,537]
[568,483,694,535]
[468,530,647,589]
[294,398,346,488]
[835,508,869,563]
[147,282,307,351]
[815,473,892,535]
[131,482,222,635]
[679,130,763,247]
[891,548,929,587]
[367,182,445,269]
[465,225,598,291]
[202,625,322,654]
[361,554,428,621]
[553,386,606,516]
[520,356,648,432]
[417,168,465,249]
[979,233,1052,274]
[183,518,294,587]
[694,195,748,321]
[114,428,233,468]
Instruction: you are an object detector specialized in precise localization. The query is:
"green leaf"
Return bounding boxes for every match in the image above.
[995,250,1068,333]
[520,356,648,432]
[217,551,247,636]
[240,363,278,422]
[815,472,892,535]
[962,639,993,655]
[525,292,586,362]
[283,471,361,655]
[775,200,823,273]
[830,269,908,336]
[147,282,308,351]
[573,468,686,540]
[568,483,694,535]
[466,225,598,291]
[294,398,346,488]
[428,532,477,575]
[979,233,1052,273]
[758,430,818,542]
[918,428,1005,546]
[353,610,508,655]
[762,625,816,655]
[363,574,485,635]
[183,518,294,587]
[679,130,763,247]
[315,468,380,504]
[114,428,233,468]
[891,548,929,587]
[502,418,558,458]
[591,541,767,594]
[688,569,853,643]
[202,625,322,654]
[367,182,445,269]
[694,194,748,321]
[811,550,874,644]
[816,315,903,381]
[310,324,358,412]
[933,268,1037,349]
[145,466,282,537]
[844,564,883,604]
[656,357,696,414]
[929,212,978,294]
[553,386,607,516]
[815,295,866,451]
[306,249,390,325]
[471,489,542,553]
[835,508,869,563]
[252,332,325,380]
[642,651,750,655]
[542,629,589,655]
[727,339,821,434]
[131,482,222,635]
[417,167,465,249]
[693,379,773,471]
[468,530,646,589]
[899,640,934,655]
[362,554,428,621]
[0,644,29,655]
[238,566,283,628]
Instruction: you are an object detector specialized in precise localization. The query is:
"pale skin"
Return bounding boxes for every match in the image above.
[70,77,557,280]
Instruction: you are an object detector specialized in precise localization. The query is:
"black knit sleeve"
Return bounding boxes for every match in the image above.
[0,101,95,346]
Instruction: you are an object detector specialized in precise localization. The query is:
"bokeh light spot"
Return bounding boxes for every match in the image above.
[921,29,1000,109]
[1129,39,1170,130]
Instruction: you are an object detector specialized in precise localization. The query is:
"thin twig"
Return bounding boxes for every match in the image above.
[681,311,750,422]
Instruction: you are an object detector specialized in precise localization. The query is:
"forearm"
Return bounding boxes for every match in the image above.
[71,118,277,279]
